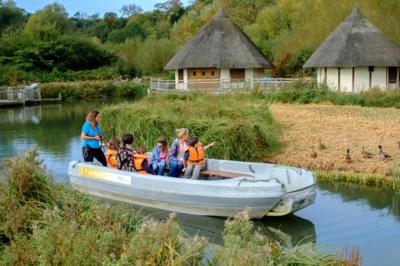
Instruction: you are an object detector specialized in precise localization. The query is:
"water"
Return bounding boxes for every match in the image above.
[1,103,399,265]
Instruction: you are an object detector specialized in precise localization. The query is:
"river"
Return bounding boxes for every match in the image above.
[0,102,399,266]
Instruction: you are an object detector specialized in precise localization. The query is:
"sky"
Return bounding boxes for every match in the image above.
[14,0,190,17]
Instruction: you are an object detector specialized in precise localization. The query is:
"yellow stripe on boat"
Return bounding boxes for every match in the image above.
[79,166,131,185]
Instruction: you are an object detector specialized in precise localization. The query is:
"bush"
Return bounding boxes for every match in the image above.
[40,80,148,100]
[101,93,281,161]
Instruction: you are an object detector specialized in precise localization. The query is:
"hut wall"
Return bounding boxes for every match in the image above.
[340,68,353,92]
[245,69,253,80]
[354,67,369,92]
[221,69,230,81]
[326,68,339,90]
[253,69,264,79]
[371,67,387,88]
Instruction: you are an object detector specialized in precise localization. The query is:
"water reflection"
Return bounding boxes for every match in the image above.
[318,181,400,221]
[140,207,316,249]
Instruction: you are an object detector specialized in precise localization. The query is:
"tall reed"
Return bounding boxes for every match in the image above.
[101,93,281,161]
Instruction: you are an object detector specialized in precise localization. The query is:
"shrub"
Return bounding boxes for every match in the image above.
[40,80,148,100]
[101,93,282,161]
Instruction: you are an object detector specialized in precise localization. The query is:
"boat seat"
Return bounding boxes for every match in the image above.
[200,170,253,179]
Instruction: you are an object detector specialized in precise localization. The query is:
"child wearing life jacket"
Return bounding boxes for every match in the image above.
[151,137,169,176]
[133,147,153,174]
[117,133,135,171]
[183,136,215,180]
[105,138,120,168]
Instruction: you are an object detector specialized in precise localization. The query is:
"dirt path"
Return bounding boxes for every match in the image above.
[268,104,400,177]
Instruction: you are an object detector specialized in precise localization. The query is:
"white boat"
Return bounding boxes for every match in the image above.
[67,158,316,218]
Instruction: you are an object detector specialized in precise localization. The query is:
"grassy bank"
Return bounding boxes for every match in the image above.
[40,80,148,101]
[0,151,355,265]
[101,93,281,161]
[263,81,400,108]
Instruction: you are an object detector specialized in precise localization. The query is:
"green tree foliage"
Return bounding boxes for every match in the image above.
[1,0,400,84]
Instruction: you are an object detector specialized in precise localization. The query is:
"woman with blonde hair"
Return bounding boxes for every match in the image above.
[81,110,107,166]
[167,128,189,177]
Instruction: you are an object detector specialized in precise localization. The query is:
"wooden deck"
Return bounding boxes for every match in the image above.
[0,85,61,106]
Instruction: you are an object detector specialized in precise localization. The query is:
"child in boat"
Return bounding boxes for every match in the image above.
[105,138,120,168]
[183,136,215,180]
[151,137,169,176]
[133,147,153,174]
[117,133,135,171]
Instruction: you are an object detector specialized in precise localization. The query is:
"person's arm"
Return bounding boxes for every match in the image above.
[182,150,189,170]
[151,146,159,164]
[169,141,178,160]
[203,142,216,151]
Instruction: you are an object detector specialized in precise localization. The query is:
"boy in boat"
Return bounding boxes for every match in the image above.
[133,147,153,174]
[105,138,120,168]
[117,133,135,171]
[183,136,215,180]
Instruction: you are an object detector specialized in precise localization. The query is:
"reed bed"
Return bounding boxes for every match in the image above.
[0,150,353,265]
[101,93,282,161]
[268,103,400,184]
[40,80,148,100]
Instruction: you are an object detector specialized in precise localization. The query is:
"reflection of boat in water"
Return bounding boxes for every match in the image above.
[140,206,315,248]
[68,159,317,218]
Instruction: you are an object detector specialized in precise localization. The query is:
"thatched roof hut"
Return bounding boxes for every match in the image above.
[165,8,273,70]
[304,8,400,92]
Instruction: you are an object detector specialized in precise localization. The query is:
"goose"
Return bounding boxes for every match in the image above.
[345,149,352,163]
[311,146,317,159]
[361,147,373,159]
[318,139,326,150]
[378,145,392,160]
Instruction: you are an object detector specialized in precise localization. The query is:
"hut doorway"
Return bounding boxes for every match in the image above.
[388,67,398,89]
[188,68,220,90]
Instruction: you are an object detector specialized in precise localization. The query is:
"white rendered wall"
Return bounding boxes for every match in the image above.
[340,68,353,92]
[326,68,339,90]
[221,69,230,81]
[354,67,369,92]
[245,69,253,80]
[183,69,188,90]
[371,67,387,89]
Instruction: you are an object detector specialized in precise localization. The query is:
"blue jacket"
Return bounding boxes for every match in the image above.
[168,138,188,162]
[81,120,102,148]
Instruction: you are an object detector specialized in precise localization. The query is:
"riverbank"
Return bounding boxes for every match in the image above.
[268,103,400,188]
[40,80,148,101]
[0,150,354,265]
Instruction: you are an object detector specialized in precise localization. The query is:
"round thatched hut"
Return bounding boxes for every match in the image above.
[164,8,273,89]
[304,8,400,92]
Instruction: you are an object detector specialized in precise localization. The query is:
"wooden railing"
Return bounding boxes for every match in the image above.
[0,87,42,106]
[150,78,310,93]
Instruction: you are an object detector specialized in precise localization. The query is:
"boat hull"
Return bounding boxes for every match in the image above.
[68,161,286,218]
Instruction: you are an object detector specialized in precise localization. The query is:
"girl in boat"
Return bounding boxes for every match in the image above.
[151,137,169,176]
[183,136,215,179]
[81,110,107,166]
[168,128,189,177]
[117,133,135,171]
[105,138,120,168]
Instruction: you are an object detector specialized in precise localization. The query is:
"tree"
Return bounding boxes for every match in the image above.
[120,3,143,17]
[24,3,71,40]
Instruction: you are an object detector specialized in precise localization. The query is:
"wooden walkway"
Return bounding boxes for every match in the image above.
[0,85,61,106]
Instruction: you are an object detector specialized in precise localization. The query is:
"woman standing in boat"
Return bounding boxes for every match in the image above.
[168,128,189,177]
[81,110,107,166]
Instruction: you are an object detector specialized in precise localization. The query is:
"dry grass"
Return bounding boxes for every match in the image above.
[267,103,400,178]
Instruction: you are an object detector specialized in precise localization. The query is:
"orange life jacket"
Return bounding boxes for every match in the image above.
[106,149,118,168]
[187,144,205,165]
[133,154,149,174]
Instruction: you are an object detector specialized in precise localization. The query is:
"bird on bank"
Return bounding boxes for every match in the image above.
[378,145,392,160]
[318,139,326,150]
[345,148,352,163]
[361,147,373,159]
[311,146,318,159]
